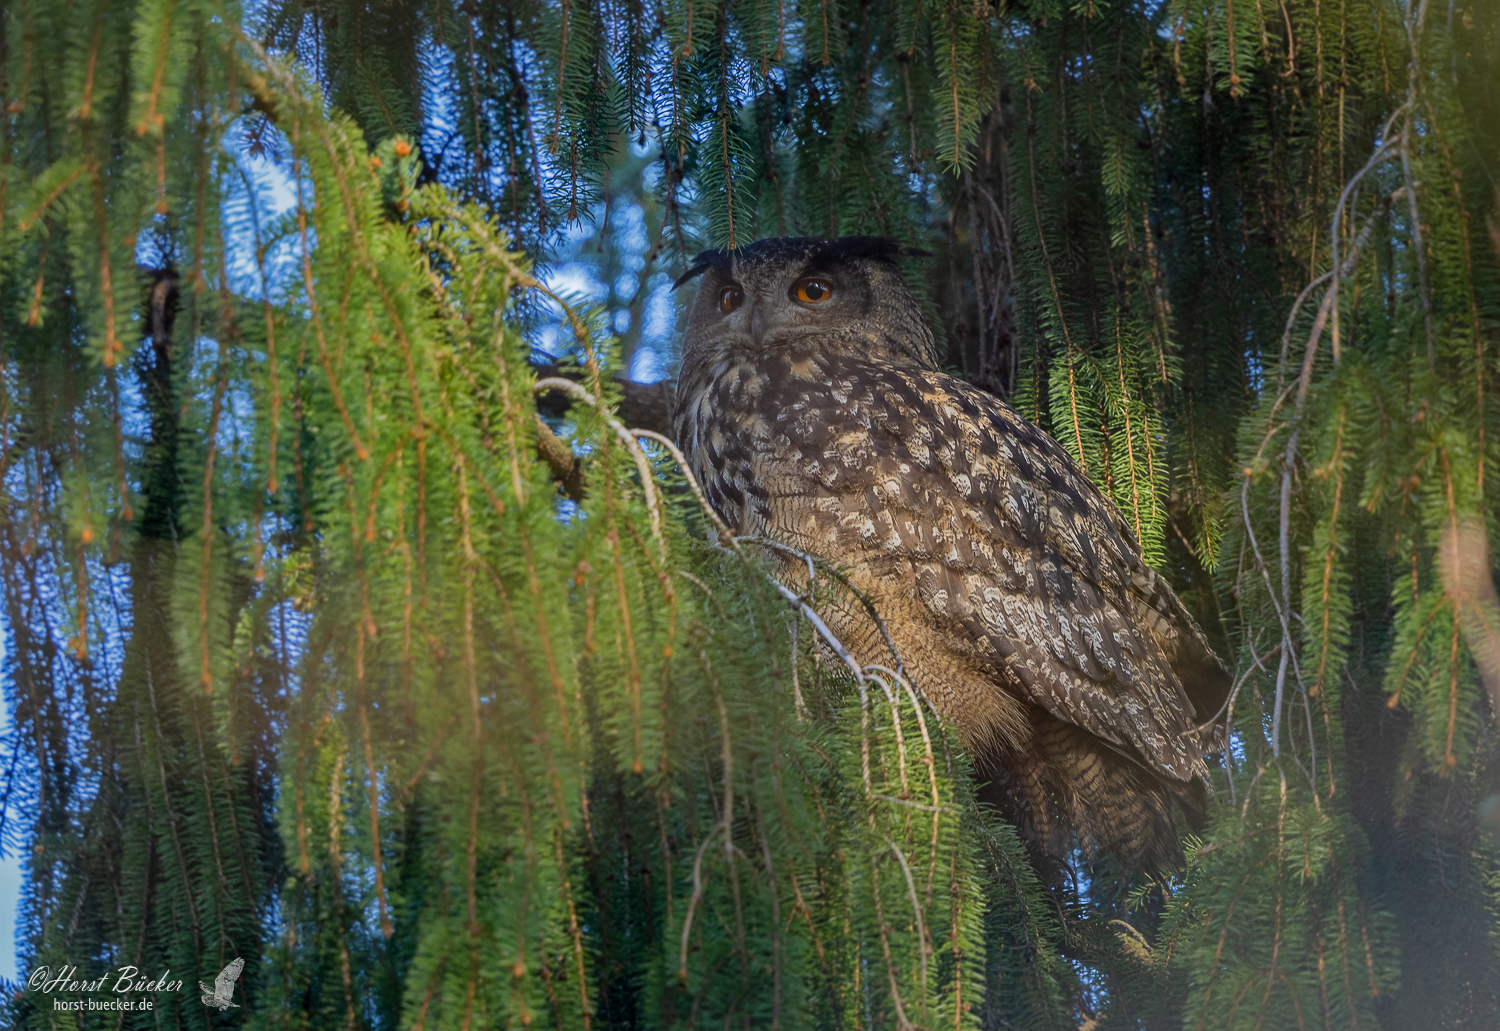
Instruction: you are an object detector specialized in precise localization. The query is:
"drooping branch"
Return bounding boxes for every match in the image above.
[531,358,675,439]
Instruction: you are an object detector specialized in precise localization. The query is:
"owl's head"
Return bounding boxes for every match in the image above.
[674,236,938,372]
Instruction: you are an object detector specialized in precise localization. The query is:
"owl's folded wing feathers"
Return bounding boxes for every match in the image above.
[774,363,1219,784]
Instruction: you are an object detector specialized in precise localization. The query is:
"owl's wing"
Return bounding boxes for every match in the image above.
[766,362,1220,782]
[215,957,244,997]
[1120,556,1233,752]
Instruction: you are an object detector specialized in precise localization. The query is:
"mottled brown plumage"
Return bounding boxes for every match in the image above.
[672,237,1230,873]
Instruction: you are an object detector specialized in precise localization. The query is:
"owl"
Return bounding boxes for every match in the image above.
[671,236,1231,874]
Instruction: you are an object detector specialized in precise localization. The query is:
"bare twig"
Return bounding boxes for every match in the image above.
[1327,135,1403,362]
[1185,643,1280,736]
[739,536,908,682]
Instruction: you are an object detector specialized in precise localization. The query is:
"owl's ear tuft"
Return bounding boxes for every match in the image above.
[673,237,930,289]
[673,249,731,290]
[821,236,933,263]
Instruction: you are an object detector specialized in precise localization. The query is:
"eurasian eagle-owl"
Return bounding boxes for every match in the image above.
[671,236,1231,873]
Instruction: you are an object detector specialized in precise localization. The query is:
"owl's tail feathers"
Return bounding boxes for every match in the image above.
[977,717,1205,878]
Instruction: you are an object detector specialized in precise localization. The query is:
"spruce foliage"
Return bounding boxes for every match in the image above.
[0,0,1496,1027]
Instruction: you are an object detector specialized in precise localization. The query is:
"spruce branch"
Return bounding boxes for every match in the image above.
[533,377,666,558]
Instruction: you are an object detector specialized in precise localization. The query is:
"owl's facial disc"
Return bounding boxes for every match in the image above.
[714,270,846,349]
[677,236,942,376]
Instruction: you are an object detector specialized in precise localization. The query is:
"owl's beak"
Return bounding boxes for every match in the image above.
[749,303,767,346]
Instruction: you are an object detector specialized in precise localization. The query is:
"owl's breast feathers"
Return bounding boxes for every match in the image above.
[674,347,1229,867]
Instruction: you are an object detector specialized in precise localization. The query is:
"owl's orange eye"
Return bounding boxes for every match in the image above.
[793,277,834,303]
[718,285,744,313]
